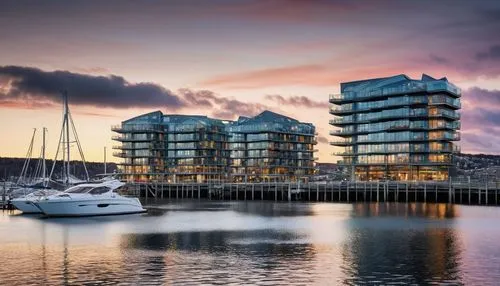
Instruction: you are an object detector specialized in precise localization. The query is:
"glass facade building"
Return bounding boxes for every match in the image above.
[112,112,229,183]
[227,111,317,182]
[113,110,317,183]
[330,74,461,181]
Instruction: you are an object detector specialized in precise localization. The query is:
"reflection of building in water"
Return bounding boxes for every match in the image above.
[341,204,462,284]
[120,230,318,283]
[352,203,458,219]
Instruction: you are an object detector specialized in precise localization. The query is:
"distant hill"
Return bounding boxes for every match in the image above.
[454,153,500,180]
[0,157,117,181]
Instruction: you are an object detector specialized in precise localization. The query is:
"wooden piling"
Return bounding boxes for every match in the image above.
[347,182,350,202]
[376,181,380,202]
[486,182,489,205]
[406,183,408,203]
[316,183,319,202]
[424,183,427,203]
[364,182,367,202]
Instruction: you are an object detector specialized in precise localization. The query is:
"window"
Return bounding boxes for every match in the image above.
[66,186,94,193]
[89,187,111,195]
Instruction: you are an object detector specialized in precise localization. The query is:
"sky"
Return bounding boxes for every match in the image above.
[1,0,500,163]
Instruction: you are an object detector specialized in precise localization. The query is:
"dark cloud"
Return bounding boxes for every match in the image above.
[0,65,183,109]
[265,94,328,109]
[0,66,283,120]
[179,88,269,120]
[475,45,500,61]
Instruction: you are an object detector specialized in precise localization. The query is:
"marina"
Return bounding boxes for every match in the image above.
[2,1,500,284]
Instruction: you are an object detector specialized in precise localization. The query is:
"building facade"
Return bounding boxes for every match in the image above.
[330,74,461,181]
[227,111,317,182]
[112,112,229,183]
[112,110,317,183]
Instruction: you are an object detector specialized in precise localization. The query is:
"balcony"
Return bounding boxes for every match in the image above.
[112,135,154,142]
[429,97,461,109]
[329,129,356,136]
[330,139,354,146]
[329,81,460,104]
[329,97,429,115]
[113,152,159,158]
[329,118,355,125]
[329,83,427,103]
[111,124,164,133]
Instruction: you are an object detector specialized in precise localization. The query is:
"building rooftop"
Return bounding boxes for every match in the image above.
[340,73,460,95]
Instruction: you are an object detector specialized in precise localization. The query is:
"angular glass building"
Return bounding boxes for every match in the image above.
[227,111,317,182]
[330,74,461,181]
[112,110,317,183]
[112,111,229,183]
[112,111,165,182]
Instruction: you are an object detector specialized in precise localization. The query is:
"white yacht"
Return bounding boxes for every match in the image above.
[33,180,146,217]
[11,189,61,213]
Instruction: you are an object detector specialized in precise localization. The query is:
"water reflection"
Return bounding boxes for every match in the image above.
[351,202,458,219]
[0,202,498,285]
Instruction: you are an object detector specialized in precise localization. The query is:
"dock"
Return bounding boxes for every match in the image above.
[129,180,500,206]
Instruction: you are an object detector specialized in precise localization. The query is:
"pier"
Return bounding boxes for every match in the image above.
[130,180,500,206]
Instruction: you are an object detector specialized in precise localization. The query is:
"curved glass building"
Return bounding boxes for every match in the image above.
[112,111,229,183]
[227,111,317,182]
[330,74,461,181]
[112,110,317,183]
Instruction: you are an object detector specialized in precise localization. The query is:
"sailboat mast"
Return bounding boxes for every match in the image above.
[104,146,107,175]
[42,127,47,186]
[64,91,71,185]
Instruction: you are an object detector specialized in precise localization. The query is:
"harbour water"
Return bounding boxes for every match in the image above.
[1,201,500,285]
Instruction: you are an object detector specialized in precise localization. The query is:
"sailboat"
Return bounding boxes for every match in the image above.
[11,92,89,213]
[10,127,63,213]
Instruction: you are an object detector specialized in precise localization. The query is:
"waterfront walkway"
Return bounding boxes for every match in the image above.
[130,180,500,206]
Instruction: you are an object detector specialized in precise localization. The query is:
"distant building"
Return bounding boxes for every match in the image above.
[330,74,461,181]
[112,110,317,183]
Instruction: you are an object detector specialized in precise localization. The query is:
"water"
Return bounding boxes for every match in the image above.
[1,201,500,285]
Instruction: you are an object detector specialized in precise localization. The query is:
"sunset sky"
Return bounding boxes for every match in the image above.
[1,0,500,163]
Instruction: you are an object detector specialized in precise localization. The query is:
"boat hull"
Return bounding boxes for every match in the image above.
[11,199,42,213]
[34,197,146,217]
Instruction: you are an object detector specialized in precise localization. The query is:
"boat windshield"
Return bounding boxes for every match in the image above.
[66,186,94,194]
[88,186,110,195]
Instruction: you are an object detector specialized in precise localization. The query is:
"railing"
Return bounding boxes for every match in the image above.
[112,135,155,141]
[330,139,354,145]
[329,98,430,114]
[333,146,459,156]
[111,124,163,133]
[429,97,461,109]
[329,118,355,125]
